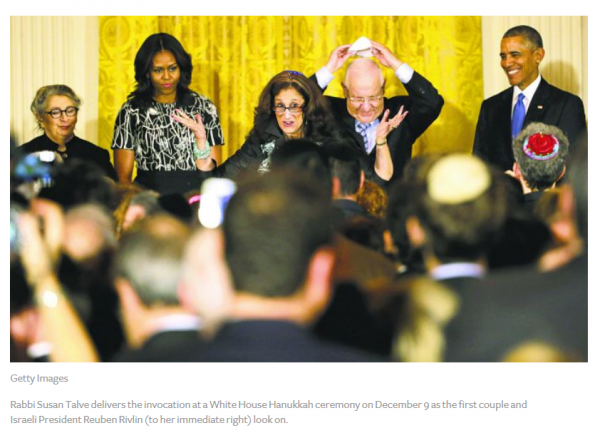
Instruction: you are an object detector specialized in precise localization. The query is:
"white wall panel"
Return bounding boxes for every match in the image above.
[10,17,99,145]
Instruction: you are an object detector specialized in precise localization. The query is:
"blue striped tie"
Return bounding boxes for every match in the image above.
[511,93,526,138]
[356,122,370,151]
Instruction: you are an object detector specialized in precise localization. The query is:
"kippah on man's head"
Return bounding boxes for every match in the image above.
[412,154,507,262]
[513,122,569,191]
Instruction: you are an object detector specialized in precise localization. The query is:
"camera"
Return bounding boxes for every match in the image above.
[198,178,236,228]
[12,151,62,199]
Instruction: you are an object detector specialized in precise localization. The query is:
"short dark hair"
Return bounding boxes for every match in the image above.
[250,71,335,144]
[325,135,362,196]
[503,25,544,50]
[38,159,117,211]
[513,122,569,191]
[270,139,332,196]
[113,214,190,306]
[223,171,334,297]
[129,33,194,109]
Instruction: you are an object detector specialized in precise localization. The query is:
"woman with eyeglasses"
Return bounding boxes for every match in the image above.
[21,84,116,179]
[183,70,337,179]
[112,33,224,195]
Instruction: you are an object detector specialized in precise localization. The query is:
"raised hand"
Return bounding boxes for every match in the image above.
[370,41,403,71]
[325,44,353,73]
[376,106,409,142]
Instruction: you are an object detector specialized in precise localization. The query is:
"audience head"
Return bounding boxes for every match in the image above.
[270,139,333,196]
[568,136,588,242]
[131,33,193,105]
[253,70,333,143]
[325,134,364,199]
[339,215,386,254]
[500,25,545,90]
[38,159,117,211]
[513,122,569,191]
[30,85,81,142]
[223,171,334,298]
[409,154,507,264]
[386,154,442,268]
[113,214,190,308]
[357,180,388,220]
[62,204,117,267]
[343,58,385,124]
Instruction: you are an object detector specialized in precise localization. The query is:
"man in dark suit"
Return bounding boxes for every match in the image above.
[402,154,507,287]
[315,41,444,184]
[473,25,587,171]
[326,137,370,225]
[195,171,381,362]
[112,214,204,362]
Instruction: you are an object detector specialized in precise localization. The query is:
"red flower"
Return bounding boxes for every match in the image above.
[527,133,557,156]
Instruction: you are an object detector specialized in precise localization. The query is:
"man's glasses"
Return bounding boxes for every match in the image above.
[348,95,384,106]
[272,104,304,115]
[44,106,79,119]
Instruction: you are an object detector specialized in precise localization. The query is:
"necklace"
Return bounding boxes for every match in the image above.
[57,148,68,159]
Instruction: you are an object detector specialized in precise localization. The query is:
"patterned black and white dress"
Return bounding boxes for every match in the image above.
[111,92,224,194]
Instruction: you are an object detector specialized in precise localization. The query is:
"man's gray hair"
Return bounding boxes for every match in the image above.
[513,122,569,191]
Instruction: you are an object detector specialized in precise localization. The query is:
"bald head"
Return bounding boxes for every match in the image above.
[344,58,384,88]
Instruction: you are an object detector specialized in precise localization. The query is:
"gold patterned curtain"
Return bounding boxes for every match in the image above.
[98,16,482,162]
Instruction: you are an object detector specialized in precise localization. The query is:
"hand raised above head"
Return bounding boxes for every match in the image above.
[325,44,353,74]
[370,41,403,71]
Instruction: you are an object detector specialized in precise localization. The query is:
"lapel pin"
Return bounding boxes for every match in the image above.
[537,105,544,109]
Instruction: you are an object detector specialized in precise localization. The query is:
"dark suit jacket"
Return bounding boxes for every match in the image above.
[444,256,588,362]
[20,134,117,180]
[196,320,382,362]
[322,72,444,184]
[112,330,205,362]
[473,77,587,171]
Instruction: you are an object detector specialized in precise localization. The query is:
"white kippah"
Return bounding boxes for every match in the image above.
[427,155,491,205]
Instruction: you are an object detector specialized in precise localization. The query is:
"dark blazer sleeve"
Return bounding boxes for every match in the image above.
[555,94,587,146]
[209,134,266,180]
[472,100,490,159]
[401,71,444,144]
[309,73,324,91]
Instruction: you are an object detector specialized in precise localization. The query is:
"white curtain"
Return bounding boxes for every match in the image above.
[10,17,99,145]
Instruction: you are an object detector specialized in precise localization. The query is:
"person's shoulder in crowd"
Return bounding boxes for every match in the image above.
[196,320,385,363]
[112,330,205,363]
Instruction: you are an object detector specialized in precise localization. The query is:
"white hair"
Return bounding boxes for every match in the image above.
[343,58,384,88]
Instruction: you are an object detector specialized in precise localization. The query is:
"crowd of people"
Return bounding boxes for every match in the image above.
[10,25,587,362]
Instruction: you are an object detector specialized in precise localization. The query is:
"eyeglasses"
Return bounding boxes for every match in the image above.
[44,106,79,119]
[272,104,304,115]
[348,95,384,106]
